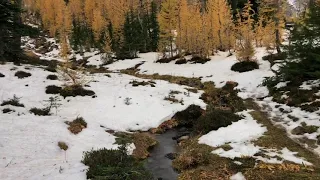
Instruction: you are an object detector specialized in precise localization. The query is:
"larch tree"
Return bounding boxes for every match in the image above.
[206,0,234,51]
[158,0,179,58]
[235,1,256,61]
[176,0,190,54]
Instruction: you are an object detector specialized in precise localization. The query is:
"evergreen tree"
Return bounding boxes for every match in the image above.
[149,1,160,52]
[0,0,22,62]
[122,10,144,59]
[281,0,320,81]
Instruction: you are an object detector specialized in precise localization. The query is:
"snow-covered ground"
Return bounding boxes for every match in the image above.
[106,50,273,99]
[3,35,319,180]
[0,63,205,180]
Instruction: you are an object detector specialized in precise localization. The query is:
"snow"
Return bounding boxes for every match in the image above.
[0,63,205,179]
[257,97,320,154]
[230,172,246,180]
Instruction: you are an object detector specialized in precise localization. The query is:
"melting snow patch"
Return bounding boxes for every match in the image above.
[275,81,289,89]
[199,111,267,158]
[299,80,320,90]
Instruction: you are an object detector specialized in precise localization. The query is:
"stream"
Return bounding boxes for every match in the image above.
[145,129,179,180]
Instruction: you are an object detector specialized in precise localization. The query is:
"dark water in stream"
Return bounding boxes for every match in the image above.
[145,129,179,180]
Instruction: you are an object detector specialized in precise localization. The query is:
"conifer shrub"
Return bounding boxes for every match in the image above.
[156,54,181,63]
[194,107,242,134]
[46,74,58,80]
[173,105,203,128]
[0,72,5,77]
[82,145,152,180]
[30,107,51,116]
[66,117,87,134]
[14,71,31,79]
[175,58,187,64]
[231,61,259,73]
[1,95,24,107]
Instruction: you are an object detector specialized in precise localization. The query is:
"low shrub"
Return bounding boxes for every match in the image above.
[14,71,32,79]
[231,61,259,73]
[201,85,246,112]
[2,108,14,114]
[185,88,198,93]
[173,105,203,128]
[175,58,187,64]
[129,80,156,87]
[1,95,24,107]
[172,138,213,171]
[29,107,51,116]
[194,108,242,134]
[82,145,152,180]
[132,133,157,159]
[164,95,183,104]
[58,141,68,151]
[45,85,62,94]
[189,56,210,64]
[46,74,58,80]
[66,117,87,134]
[0,72,5,78]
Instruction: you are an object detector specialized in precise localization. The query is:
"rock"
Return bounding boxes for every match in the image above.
[165,153,177,160]
[177,135,189,143]
[317,136,320,145]
[0,73,5,78]
[173,132,190,140]
[291,126,306,135]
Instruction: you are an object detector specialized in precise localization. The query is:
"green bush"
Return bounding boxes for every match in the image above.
[231,61,259,73]
[194,108,242,134]
[173,105,203,128]
[82,145,152,180]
